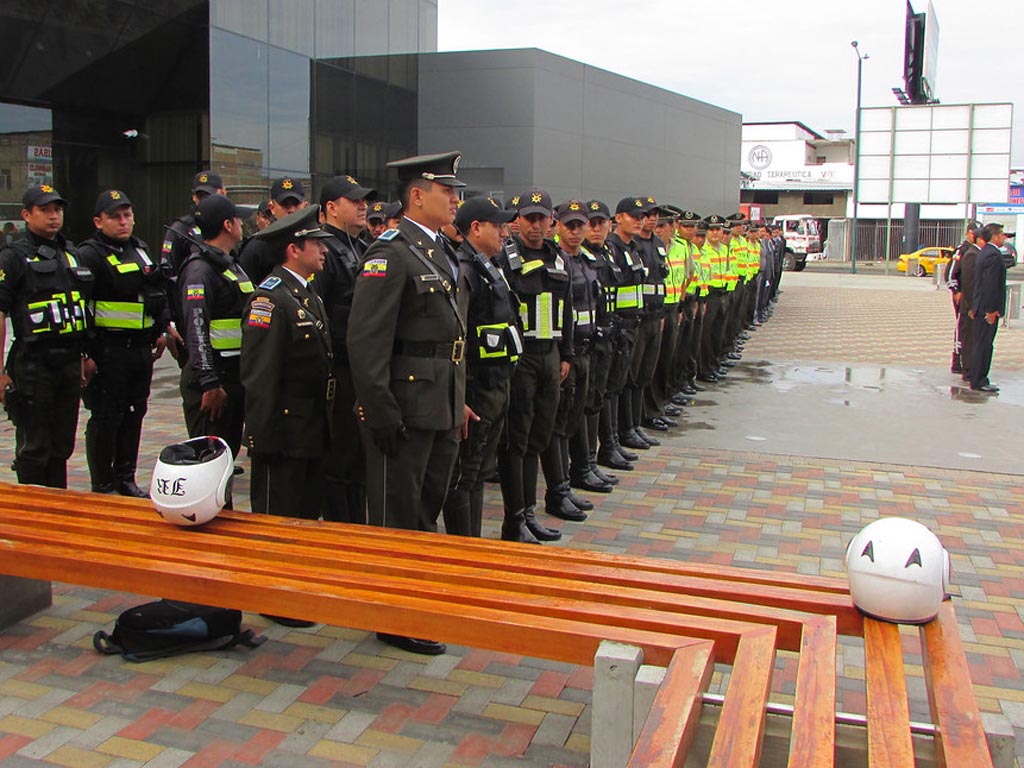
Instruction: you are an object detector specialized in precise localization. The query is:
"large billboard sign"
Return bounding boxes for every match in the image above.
[857,103,1013,205]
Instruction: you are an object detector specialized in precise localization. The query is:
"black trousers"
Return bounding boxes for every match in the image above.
[6,344,81,488]
[323,364,366,524]
[250,454,325,519]
[84,340,154,490]
[970,316,998,389]
[180,359,245,459]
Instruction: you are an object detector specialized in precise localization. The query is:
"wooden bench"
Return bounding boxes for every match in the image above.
[0,482,1003,767]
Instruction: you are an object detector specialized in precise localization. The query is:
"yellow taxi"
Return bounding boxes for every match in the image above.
[896,246,954,277]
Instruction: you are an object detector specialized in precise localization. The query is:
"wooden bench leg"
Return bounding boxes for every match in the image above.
[593,640,644,768]
[0,575,51,629]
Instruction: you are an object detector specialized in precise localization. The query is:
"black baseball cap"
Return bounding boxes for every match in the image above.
[388,151,466,188]
[616,197,647,216]
[320,175,376,207]
[94,189,133,216]
[23,184,66,209]
[270,177,306,204]
[454,196,517,234]
[257,200,272,217]
[367,200,388,221]
[383,201,403,220]
[192,171,223,195]
[641,196,661,215]
[196,194,241,239]
[555,199,589,225]
[586,200,611,220]
[517,189,553,218]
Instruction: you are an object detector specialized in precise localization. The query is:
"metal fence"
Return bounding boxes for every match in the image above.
[827,219,965,262]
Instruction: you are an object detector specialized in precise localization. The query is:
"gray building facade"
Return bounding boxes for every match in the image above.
[418,48,741,214]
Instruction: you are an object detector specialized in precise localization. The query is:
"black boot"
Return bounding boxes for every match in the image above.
[501,508,540,543]
[498,450,525,517]
[468,486,484,538]
[597,400,634,470]
[113,401,147,498]
[559,437,594,510]
[523,505,562,541]
[545,484,587,521]
[85,412,116,495]
[442,487,473,536]
[116,480,149,498]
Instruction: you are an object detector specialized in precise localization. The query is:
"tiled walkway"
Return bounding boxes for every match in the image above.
[0,272,1022,766]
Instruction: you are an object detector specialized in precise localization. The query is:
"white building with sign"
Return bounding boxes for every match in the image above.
[740,122,854,219]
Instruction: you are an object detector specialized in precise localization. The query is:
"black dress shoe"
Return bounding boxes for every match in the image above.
[377,632,447,656]
[597,450,634,471]
[727,352,742,360]
[570,470,614,493]
[116,480,149,498]
[233,465,244,475]
[664,404,683,417]
[670,393,691,406]
[659,416,678,428]
[566,488,594,511]
[971,384,999,393]
[616,444,639,462]
[716,366,730,375]
[720,359,737,368]
[641,417,670,432]
[523,506,562,541]
[545,493,588,521]
[635,428,660,447]
[680,385,697,396]
[689,380,705,392]
[697,373,718,383]
[501,511,540,543]
[591,465,619,485]
[92,484,117,494]
[261,614,317,628]
[619,431,650,450]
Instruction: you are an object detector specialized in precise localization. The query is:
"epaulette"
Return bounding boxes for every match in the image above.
[258,275,282,290]
[377,229,400,242]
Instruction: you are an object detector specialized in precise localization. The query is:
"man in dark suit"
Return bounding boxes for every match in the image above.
[968,224,1008,393]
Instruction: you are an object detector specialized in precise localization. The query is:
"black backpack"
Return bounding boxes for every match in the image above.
[93,599,265,662]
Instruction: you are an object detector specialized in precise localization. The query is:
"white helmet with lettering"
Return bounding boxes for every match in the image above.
[846,517,951,624]
[150,437,233,527]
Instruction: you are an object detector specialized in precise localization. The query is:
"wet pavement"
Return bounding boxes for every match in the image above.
[1,272,1023,766]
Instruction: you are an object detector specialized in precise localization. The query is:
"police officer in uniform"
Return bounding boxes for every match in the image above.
[442,197,521,538]
[241,205,333,520]
[541,199,608,523]
[496,189,573,543]
[699,215,729,383]
[315,175,376,524]
[366,200,388,241]
[670,210,703,401]
[348,151,467,656]
[77,190,170,496]
[239,177,309,285]
[179,194,253,463]
[0,185,93,488]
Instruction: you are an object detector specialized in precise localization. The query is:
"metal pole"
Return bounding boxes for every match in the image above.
[851,41,867,275]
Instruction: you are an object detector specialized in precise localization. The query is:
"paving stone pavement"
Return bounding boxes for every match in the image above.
[1,272,1022,766]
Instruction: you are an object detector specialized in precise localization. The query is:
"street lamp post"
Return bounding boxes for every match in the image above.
[850,41,868,275]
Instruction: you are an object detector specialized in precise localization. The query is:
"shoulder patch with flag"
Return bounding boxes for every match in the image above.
[247,298,274,328]
[185,284,205,301]
[362,258,388,278]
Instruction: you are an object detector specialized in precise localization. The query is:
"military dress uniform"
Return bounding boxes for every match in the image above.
[496,205,574,543]
[241,260,333,519]
[178,243,254,459]
[348,217,468,533]
[77,192,170,496]
[443,214,522,538]
[315,212,372,524]
[0,187,92,488]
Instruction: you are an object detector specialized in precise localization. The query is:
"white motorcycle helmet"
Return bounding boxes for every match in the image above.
[151,437,234,527]
[846,517,951,624]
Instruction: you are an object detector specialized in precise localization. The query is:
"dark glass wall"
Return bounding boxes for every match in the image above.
[0,0,210,246]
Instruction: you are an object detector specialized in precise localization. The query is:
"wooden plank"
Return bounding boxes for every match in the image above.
[787,615,837,768]
[0,536,709,666]
[0,519,773,664]
[628,641,715,768]
[0,506,816,652]
[706,626,777,768]
[921,602,994,768]
[864,618,915,767]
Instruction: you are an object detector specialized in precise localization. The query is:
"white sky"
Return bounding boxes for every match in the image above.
[438,0,1023,167]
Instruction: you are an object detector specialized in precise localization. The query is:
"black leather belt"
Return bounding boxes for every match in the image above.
[394,339,465,363]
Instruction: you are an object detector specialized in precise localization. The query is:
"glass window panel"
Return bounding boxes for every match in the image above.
[211,0,268,40]
[316,0,355,59]
[269,0,315,56]
[210,28,269,186]
[0,103,53,229]
[268,47,311,174]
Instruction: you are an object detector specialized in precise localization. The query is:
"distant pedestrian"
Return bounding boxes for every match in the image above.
[968,224,1008,393]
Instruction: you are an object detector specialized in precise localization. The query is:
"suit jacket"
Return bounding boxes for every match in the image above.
[971,243,1007,316]
[240,265,333,458]
[347,218,467,432]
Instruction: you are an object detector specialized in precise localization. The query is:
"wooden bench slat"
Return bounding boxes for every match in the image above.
[628,642,716,768]
[864,618,915,767]
[0,495,860,635]
[787,615,837,768]
[0,536,717,666]
[706,626,777,768]
[922,602,995,768]
[0,508,819,652]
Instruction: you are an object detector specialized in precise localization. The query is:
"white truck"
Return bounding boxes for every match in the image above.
[772,214,822,271]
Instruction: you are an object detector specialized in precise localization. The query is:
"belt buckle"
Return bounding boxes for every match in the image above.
[451,338,465,364]
[326,376,337,401]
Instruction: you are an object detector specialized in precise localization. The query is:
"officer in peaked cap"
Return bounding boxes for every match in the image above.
[346,151,468,655]
[698,214,730,383]
[241,206,333,521]
[671,209,705,399]
[240,176,309,284]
